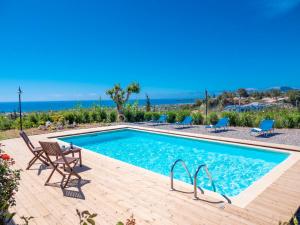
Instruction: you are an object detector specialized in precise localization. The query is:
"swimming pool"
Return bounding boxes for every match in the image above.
[59,129,289,197]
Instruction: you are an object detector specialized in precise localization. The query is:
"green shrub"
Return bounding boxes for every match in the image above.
[176,110,190,122]
[89,110,99,122]
[281,114,295,128]
[28,113,39,125]
[82,111,90,123]
[109,111,117,122]
[74,111,85,123]
[293,114,300,128]
[221,111,239,126]
[39,113,51,123]
[167,111,177,123]
[192,112,204,125]
[208,112,219,125]
[152,112,160,121]
[0,117,13,131]
[144,112,153,121]
[124,107,135,122]
[135,111,145,122]
[99,110,107,122]
[239,113,254,127]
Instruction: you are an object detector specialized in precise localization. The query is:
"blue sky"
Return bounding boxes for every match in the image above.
[0,0,300,102]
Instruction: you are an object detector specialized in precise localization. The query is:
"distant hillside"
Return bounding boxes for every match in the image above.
[268,86,297,92]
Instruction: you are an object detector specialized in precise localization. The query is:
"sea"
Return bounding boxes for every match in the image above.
[0,99,195,113]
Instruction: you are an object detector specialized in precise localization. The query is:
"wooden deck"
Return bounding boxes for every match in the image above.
[2,125,300,225]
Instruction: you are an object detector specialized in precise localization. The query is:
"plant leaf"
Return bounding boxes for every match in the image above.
[87,218,95,225]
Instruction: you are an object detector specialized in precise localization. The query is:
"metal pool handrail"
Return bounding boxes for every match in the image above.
[194,164,216,199]
[170,159,193,190]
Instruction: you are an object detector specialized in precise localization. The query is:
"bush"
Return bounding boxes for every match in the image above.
[135,111,145,122]
[99,110,107,122]
[0,117,13,131]
[144,112,153,121]
[109,111,117,123]
[221,111,239,126]
[167,111,177,123]
[89,110,99,122]
[0,150,21,224]
[63,111,76,124]
[239,112,254,127]
[281,114,295,128]
[208,112,219,125]
[28,113,39,125]
[152,112,160,121]
[192,112,204,125]
[124,108,135,122]
[82,111,90,123]
[176,110,190,122]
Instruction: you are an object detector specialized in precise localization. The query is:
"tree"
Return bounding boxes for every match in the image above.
[236,88,249,98]
[145,94,151,112]
[287,90,300,107]
[236,88,248,106]
[194,99,202,107]
[106,82,140,121]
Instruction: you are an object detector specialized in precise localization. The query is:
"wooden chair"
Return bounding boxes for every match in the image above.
[39,141,81,188]
[19,131,50,169]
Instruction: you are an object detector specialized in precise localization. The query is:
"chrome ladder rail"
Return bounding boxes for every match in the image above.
[170,159,193,190]
[193,164,216,199]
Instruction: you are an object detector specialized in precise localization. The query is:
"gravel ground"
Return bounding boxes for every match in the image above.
[130,122,300,147]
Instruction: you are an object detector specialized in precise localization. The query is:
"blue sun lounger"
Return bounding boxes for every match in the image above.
[250,119,275,136]
[175,116,193,128]
[149,114,167,125]
[205,117,229,132]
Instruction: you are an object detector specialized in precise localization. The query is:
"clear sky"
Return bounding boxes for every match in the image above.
[0,0,300,102]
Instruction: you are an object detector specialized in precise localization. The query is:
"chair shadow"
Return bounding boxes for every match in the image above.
[25,163,49,175]
[46,178,91,200]
[255,132,283,138]
[74,165,92,173]
[62,179,91,200]
[174,126,193,130]
[150,124,163,126]
[133,122,146,125]
[210,129,236,133]
[41,165,92,199]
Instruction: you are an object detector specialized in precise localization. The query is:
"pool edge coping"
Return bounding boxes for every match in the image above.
[52,124,300,208]
[49,124,300,152]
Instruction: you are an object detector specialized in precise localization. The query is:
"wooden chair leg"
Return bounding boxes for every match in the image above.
[79,151,82,167]
[37,154,50,166]
[45,164,65,186]
[63,173,72,188]
[45,166,56,186]
[27,152,50,170]
[60,174,66,188]
[27,156,38,170]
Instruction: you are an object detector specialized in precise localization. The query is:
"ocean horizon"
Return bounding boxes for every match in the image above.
[0,98,196,113]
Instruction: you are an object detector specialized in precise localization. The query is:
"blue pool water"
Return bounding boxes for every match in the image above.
[59,129,289,197]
